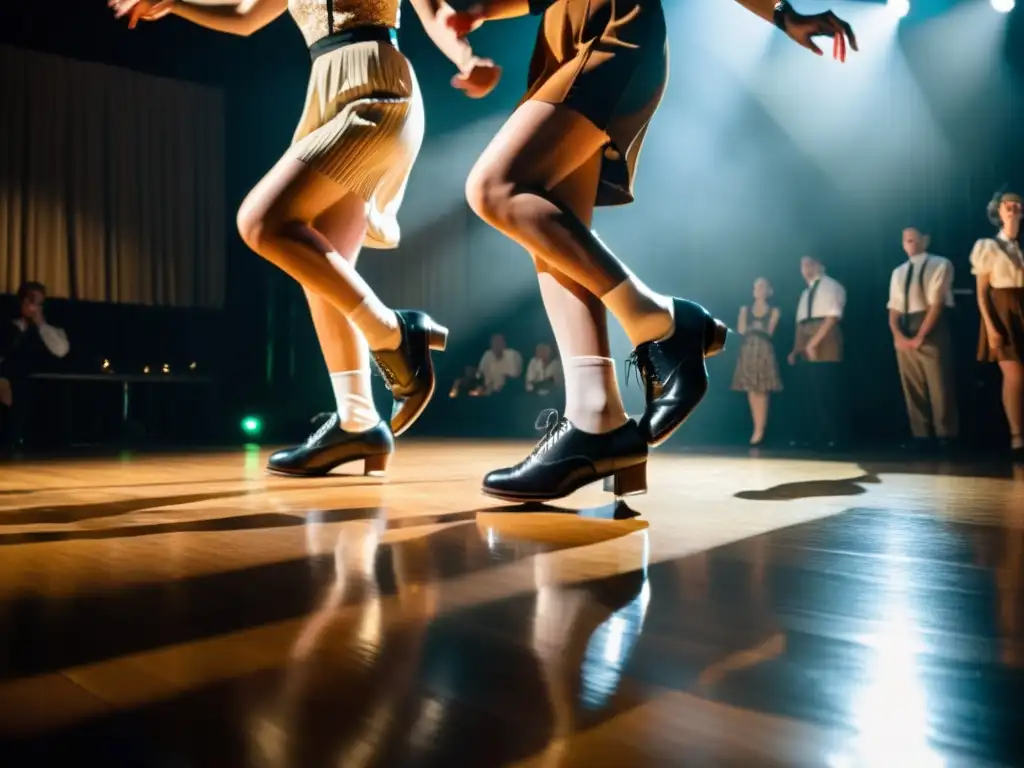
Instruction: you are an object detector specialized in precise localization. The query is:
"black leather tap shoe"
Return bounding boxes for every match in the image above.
[482,410,649,503]
[628,298,728,447]
[267,413,394,477]
[371,310,448,437]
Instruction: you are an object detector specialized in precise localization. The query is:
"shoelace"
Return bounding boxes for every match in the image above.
[372,355,398,390]
[624,347,658,390]
[307,412,339,445]
[530,408,571,458]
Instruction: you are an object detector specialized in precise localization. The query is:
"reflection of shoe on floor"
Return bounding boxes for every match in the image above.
[482,410,648,503]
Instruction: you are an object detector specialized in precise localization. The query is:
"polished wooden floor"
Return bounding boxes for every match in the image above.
[0,441,1022,767]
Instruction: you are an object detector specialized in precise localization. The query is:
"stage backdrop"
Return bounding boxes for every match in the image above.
[0,45,225,308]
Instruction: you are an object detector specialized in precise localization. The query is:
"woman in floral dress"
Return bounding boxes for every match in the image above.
[732,277,783,445]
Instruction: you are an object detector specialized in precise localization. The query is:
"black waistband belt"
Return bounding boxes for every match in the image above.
[309,26,397,61]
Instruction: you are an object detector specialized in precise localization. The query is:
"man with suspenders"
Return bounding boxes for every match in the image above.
[788,256,847,448]
[887,227,958,448]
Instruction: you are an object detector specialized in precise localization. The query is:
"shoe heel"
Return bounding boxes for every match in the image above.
[363,452,391,477]
[704,317,728,358]
[426,322,448,352]
[602,462,648,497]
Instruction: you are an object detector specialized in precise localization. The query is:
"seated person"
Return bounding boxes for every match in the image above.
[477,333,523,395]
[525,343,562,396]
[449,365,485,398]
[0,281,70,446]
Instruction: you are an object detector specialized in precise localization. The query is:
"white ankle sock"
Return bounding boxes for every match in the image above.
[601,277,675,347]
[330,370,380,433]
[348,298,401,351]
[563,356,629,435]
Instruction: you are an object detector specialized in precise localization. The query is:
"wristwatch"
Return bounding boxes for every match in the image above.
[773,0,792,30]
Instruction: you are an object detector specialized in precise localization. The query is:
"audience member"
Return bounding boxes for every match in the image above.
[887,227,957,449]
[731,277,782,446]
[0,281,70,447]
[525,342,562,395]
[787,256,847,448]
[971,191,1024,455]
[477,333,522,395]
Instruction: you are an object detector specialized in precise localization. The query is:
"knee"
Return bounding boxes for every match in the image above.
[236,197,269,254]
[236,198,297,260]
[465,162,514,228]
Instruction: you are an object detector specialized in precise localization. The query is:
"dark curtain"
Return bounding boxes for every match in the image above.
[0,45,225,308]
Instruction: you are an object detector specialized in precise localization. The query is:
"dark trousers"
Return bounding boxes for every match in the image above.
[791,361,846,446]
[0,375,31,450]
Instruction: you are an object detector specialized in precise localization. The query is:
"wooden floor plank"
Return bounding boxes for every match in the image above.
[0,443,1021,766]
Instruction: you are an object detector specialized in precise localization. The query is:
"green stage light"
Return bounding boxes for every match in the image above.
[240,415,263,437]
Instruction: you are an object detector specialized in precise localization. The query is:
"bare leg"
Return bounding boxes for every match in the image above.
[243,155,444,443]
[466,101,675,347]
[305,194,380,433]
[998,360,1024,448]
[305,287,368,371]
[479,134,648,500]
[474,99,725,465]
[236,156,401,351]
[748,392,768,444]
[535,153,628,435]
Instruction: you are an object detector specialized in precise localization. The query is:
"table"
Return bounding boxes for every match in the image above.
[24,372,216,447]
[30,372,214,424]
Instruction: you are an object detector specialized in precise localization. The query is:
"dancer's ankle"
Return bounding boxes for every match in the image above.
[563,356,629,434]
[330,370,381,433]
[369,325,402,352]
[601,279,674,347]
[566,407,629,435]
[350,300,401,351]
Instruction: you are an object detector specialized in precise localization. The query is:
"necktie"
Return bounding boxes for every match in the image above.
[901,257,930,337]
[903,260,918,316]
[804,280,820,321]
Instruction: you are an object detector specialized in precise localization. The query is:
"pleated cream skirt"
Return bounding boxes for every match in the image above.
[286,40,424,249]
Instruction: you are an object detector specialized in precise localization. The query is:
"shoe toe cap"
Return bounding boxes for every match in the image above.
[482,467,517,491]
[267,447,289,464]
[267,447,301,471]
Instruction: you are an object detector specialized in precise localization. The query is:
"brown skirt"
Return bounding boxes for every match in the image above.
[977,287,1024,363]
[523,0,668,207]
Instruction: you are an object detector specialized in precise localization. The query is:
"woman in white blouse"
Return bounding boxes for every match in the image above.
[970,191,1024,453]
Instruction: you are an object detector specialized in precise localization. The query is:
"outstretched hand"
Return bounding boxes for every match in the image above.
[452,57,502,98]
[108,0,177,29]
[779,6,858,61]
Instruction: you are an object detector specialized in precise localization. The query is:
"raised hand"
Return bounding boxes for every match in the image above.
[777,3,858,62]
[108,0,177,29]
[451,57,502,99]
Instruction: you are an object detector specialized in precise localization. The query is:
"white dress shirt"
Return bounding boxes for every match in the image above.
[970,234,1024,289]
[886,253,955,313]
[525,357,562,390]
[478,348,523,392]
[12,318,70,358]
[796,274,846,322]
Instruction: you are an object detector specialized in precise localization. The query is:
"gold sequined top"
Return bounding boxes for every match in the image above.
[288,0,401,47]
